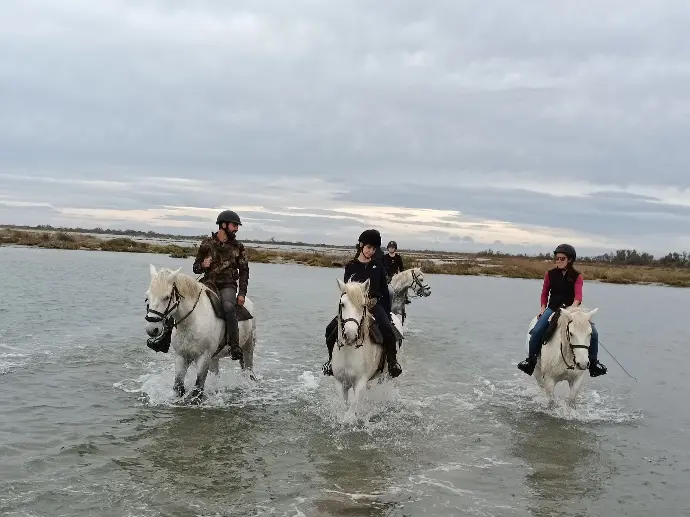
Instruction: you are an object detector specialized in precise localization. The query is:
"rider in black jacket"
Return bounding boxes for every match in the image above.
[322,229,402,378]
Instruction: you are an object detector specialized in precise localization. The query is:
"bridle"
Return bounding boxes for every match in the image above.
[145,283,203,330]
[336,294,368,349]
[408,269,431,298]
[559,320,590,370]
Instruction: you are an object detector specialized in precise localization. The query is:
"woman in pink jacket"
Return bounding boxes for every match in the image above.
[517,244,607,377]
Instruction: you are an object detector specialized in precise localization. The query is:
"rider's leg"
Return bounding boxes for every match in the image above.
[219,287,242,360]
[588,323,607,377]
[322,317,337,375]
[373,303,401,377]
[518,308,553,375]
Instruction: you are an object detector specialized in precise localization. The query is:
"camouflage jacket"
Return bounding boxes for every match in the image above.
[192,232,249,296]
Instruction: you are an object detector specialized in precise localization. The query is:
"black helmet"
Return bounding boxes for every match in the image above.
[216,210,242,226]
[358,229,381,248]
[554,243,576,261]
[387,240,397,249]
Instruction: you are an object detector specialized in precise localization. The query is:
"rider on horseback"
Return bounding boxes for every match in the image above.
[383,240,405,282]
[517,244,607,377]
[322,229,403,378]
[192,209,249,361]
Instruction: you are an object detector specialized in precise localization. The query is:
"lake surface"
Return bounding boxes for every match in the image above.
[0,246,688,516]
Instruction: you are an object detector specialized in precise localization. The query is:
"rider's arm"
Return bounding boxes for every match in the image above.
[540,271,550,313]
[192,239,212,274]
[397,255,404,271]
[379,266,392,314]
[343,262,353,282]
[237,243,249,297]
[572,274,583,306]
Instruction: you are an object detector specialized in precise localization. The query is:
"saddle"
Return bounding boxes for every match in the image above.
[540,309,561,346]
[205,286,253,322]
[367,315,403,345]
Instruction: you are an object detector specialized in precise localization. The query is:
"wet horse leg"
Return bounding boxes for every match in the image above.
[189,351,212,402]
[173,355,189,398]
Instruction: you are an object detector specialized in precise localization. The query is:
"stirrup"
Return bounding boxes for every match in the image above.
[589,361,607,377]
[387,360,402,378]
[229,346,242,360]
[517,356,537,376]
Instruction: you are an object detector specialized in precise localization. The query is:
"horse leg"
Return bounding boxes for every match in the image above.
[543,376,557,409]
[533,363,545,388]
[173,355,189,398]
[567,374,585,409]
[209,357,220,375]
[242,327,257,381]
[237,322,256,381]
[189,352,212,404]
[350,378,368,412]
[335,380,349,406]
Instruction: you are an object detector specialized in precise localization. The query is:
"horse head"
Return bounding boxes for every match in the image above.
[409,267,431,297]
[560,307,598,371]
[145,264,183,338]
[390,267,431,298]
[336,278,371,346]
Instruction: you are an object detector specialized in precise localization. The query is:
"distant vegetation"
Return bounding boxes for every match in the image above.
[2,225,689,287]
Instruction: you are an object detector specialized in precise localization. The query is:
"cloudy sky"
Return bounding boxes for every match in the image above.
[1,0,689,255]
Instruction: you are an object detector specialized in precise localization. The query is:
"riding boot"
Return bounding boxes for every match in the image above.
[587,323,606,376]
[517,355,538,376]
[589,361,607,377]
[225,316,242,360]
[385,336,402,378]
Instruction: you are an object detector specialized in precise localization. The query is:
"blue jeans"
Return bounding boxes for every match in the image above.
[527,308,599,360]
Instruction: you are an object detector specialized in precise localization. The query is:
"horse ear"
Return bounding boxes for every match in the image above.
[170,267,181,281]
[560,307,573,318]
[337,278,346,292]
[149,264,157,278]
[586,308,598,319]
[361,278,370,293]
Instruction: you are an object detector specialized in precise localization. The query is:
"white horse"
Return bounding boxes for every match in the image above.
[388,267,431,325]
[526,306,598,408]
[331,278,404,413]
[145,265,257,402]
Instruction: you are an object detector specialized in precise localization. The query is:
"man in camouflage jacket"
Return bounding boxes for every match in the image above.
[193,210,249,360]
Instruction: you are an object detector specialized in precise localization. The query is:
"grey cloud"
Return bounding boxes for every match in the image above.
[339,183,690,242]
[1,1,689,186]
[1,1,689,252]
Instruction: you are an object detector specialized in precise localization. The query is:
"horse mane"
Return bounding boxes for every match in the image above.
[150,268,203,298]
[389,268,420,293]
[557,306,595,337]
[341,281,374,329]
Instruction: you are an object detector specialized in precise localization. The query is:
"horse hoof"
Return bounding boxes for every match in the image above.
[174,385,185,398]
[186,388,204,404]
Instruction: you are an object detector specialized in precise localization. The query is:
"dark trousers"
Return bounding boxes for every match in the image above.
[325,302,397,361]
[219,287,239,347]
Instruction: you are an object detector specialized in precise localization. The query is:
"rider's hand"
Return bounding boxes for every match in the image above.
[237,295,245,306]
[202,256,211,268]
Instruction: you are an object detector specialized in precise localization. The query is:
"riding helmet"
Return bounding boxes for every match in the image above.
[553,243,576,261]
[387,240,398,249]
[216,210,242,226]
[358,229,381,248]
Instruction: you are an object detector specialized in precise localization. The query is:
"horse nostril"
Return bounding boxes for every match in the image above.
[151,327,159,336]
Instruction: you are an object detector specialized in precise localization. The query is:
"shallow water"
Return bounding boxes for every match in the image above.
[0,246,688,516]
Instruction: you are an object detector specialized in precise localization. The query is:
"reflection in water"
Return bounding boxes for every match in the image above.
[310,428,401,517]
[509,412,612,517]
[116,405,267,516]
